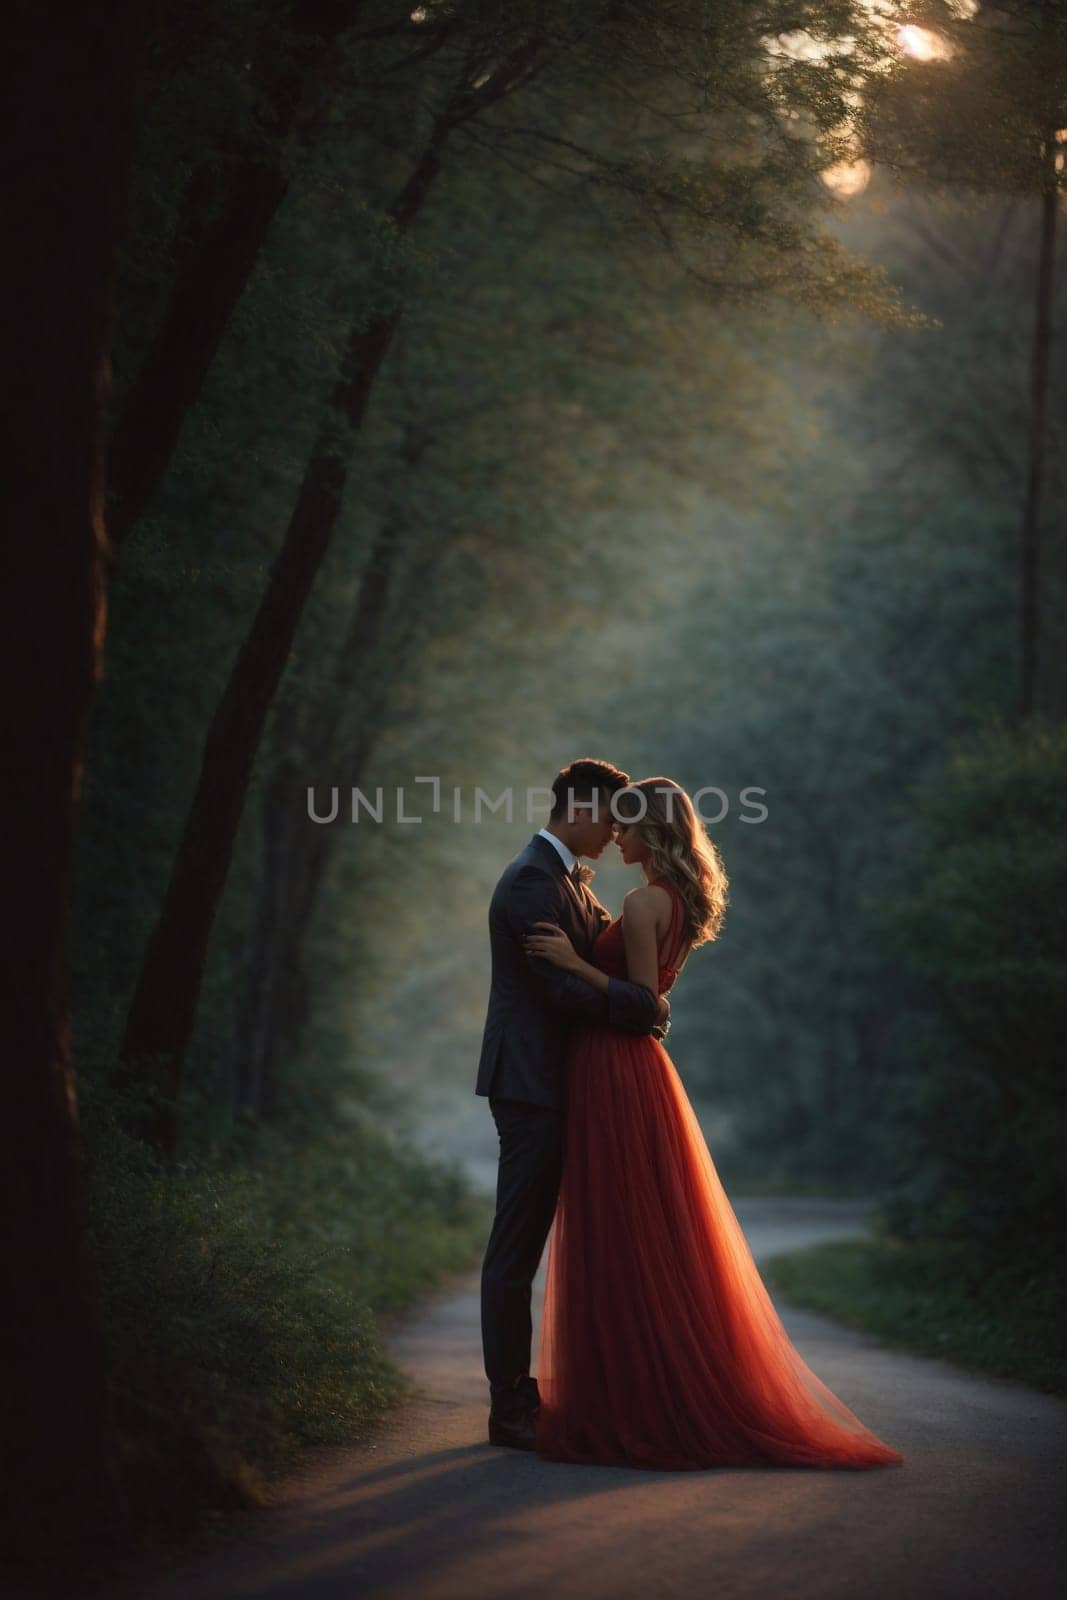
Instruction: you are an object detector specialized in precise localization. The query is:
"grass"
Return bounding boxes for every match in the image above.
[762,1234,1067,1399]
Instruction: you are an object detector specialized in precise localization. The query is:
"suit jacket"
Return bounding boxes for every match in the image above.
[475,833,660,1110]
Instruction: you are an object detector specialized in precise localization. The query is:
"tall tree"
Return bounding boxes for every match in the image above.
[107,0,393,548]
[235,477,425,1121]
[863,0,1067,720]
[1021,126,1060,720]
[0,1,146,1572]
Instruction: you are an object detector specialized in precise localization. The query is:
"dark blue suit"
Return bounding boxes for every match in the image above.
[476,833,660,1406]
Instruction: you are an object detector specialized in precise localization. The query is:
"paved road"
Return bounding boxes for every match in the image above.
[120,1199,1067,1600]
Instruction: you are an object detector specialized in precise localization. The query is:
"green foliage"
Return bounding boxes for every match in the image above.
[763,1234,1067,1397]
[78,1074,489,1537]
[879,717,1067,1076]
[871,717,1067,1274]
[231,1120,494,1318]
[864,1,1067,200]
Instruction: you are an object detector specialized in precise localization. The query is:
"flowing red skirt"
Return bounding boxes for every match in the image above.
[535,1025,904,1471]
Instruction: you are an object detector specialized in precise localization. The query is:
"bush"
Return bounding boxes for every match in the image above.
[79,1076,490,1540]
[872,715,1067,1276]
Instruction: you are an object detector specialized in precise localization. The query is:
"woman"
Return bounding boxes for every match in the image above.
[523,777,903,1472]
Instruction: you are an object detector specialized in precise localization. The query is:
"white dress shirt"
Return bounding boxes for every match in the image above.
[537,826,578,875]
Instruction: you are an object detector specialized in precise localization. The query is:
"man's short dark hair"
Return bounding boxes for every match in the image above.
[550,758,630,820]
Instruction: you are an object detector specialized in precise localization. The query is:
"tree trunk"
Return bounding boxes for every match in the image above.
[234,747,298,1124]
[0,3,144,1572]
[119,124,449,1157]
[108,0,365,549]
[1019,139,1058,723]
[235,439,429,1122]
[255,713,383,1119]
[254,523,449,1116]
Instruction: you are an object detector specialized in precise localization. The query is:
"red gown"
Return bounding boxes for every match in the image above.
[535,879,904,1472]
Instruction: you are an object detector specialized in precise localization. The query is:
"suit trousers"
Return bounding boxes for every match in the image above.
[481,1096,563,1412]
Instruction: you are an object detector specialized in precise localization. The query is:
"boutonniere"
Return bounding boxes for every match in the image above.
[574,863,595,887]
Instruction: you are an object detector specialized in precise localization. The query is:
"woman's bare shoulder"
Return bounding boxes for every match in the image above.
[622,883,672,921]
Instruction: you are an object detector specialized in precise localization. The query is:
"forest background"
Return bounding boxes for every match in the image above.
[3,0,1064,1575]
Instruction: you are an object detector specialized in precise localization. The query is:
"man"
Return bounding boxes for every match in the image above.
[475,758,669,1450]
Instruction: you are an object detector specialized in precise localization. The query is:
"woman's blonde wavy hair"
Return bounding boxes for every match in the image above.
[616,777,729,948]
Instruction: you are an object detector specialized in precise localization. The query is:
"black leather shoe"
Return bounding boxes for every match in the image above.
[517,1375,541,1413]
[488,1410,537,1450]
[489,1375,540,1415]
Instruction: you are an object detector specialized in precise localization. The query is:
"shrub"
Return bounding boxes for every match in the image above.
[872,715,1067,1276]
[78,1075,488,1538]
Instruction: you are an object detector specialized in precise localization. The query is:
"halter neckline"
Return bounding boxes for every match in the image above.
[648,877,690,976]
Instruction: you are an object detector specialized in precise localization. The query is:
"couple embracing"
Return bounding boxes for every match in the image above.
[475,758,903,1472]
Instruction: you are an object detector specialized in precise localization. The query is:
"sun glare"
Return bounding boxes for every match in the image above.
[822,158,872,198]
[897,25,953,61]
[778,6,969,198]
